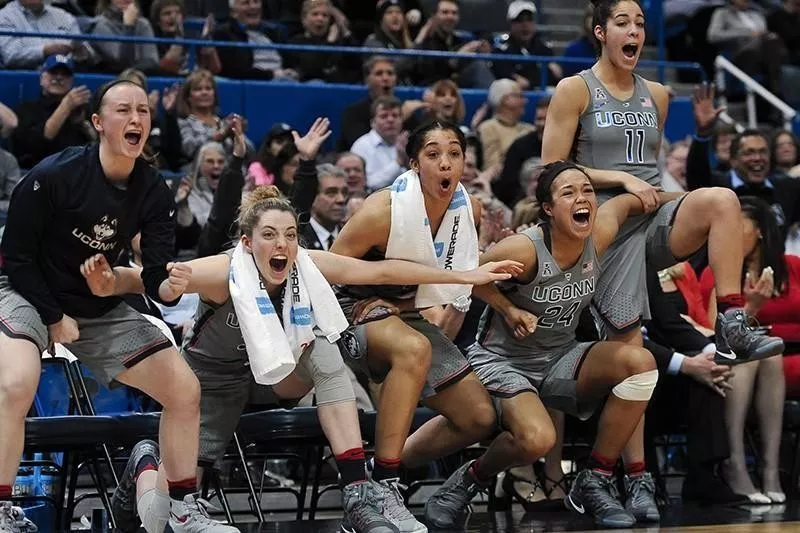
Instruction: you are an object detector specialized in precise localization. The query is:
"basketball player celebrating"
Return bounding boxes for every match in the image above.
[542,0,784,522]
[0,80,235,532]
[329,121,499,533]
[425,162,672,529]
[80,186,521,533]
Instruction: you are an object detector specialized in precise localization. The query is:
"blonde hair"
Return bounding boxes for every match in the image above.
[118,68,147,90]
[178,69,218,117]
[238,186,298,237]
[301,0,331,18]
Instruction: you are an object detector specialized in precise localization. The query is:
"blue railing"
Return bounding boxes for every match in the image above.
[0,29,706,87]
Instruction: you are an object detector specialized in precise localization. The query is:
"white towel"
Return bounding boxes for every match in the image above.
[385,169,479,308]
[229,242,349,385]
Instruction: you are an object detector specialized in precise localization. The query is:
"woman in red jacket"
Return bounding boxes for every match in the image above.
[700,196,798,504]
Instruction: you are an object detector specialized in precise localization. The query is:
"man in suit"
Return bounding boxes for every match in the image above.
[303,163,349,251]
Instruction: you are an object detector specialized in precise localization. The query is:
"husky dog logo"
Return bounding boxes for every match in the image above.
[93,216,118,242]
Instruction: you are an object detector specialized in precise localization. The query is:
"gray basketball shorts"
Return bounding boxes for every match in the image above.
[187,335,352,467]
[338,311,471,399]
[0,276,173,385]
[593,199,681,333]
[466,341,598,423]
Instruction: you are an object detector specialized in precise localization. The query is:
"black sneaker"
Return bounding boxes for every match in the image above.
[714,308,784,366]
[112,439,159,533]
[623,473,660,522]
[423,461,484,530]
[565,470,635,529]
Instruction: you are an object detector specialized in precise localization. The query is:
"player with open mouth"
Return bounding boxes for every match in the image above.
[542,0,785,526]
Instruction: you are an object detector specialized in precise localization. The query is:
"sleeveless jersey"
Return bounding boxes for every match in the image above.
[573,69,661,238]
[477,226,598,359]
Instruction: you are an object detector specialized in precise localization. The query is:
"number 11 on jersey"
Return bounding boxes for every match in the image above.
[625,128,645,164]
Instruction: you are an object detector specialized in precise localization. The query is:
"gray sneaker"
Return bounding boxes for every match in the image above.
[624,473,660,522]
[564,469,635,529]
[112,439,159,533]
[168,494,239,533]
[341,481,399,533]
[715,308,784,365]
[423,461,484,530]
[373,480,426,533]
[0,502,37,532]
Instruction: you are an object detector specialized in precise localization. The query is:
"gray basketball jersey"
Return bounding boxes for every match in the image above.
[182,297,250,372]
[573,69,661,238]
[477,226,598,358]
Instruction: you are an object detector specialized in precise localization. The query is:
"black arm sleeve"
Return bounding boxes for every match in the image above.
[645,267,713,354]
[140,179,179,305]
[292,159,318,232]
[686,136,714,191]
[1,169,63,324]
[196,156,244,257]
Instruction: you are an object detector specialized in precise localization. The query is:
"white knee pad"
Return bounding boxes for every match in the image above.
[611,369,659,401]
[137,487,170,533]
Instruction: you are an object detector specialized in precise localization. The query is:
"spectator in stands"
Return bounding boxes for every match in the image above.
[150,0,220,74]
[401,79,465,132]
[335,151,367,195]
[0,148,21,220]
[303,163,348,250]
[492,1,562,90]
[11,55,95,169]
[688,84,800,235]
[771,130,800,174]
[767,0,800,67]
[363,0,416,84]
[350,95,406,191]
[246,122,296,188]
[174,140,231,253]
[0,0,94,69]
[177,69,254,167]
[246,141,299,196]
[477,78,533,171]
[265,0,352,39]
[494,95,549,207]
[0,102,18,140]
[662,140,689,192]
[643,264,743,506]
[707,0,787,104]
[91,0,160,72]
[699,197,789,503]
[335,56,397,153]
[284,0,361,83]
[118,68,183,170]
[415,0,495,88]
[710,124,736,172]
[562,4,595,78]
[213,0,297,80]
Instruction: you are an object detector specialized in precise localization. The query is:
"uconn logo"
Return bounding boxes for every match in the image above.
[71,215,118,251]
[595,111,657,129]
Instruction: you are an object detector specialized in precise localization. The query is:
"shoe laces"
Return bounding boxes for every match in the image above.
[184,496,222,525]
[381,479,415,520]
[627,473,655,506]
[583,472,624,513]
[0,504,37,533]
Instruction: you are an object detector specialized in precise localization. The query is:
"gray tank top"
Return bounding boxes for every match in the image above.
[574,69,660,190]
[477,226,598,358]
[573,69,661,237]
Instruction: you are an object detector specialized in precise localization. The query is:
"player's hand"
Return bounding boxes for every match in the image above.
[48,315,79,346]
[80,253,117,297]
[158,262,192,302]
[621,174,660,213]
[503,306,537,340]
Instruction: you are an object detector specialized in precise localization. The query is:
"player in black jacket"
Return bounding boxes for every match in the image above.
[0,80,237,533]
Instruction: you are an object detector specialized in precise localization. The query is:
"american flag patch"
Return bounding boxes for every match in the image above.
[582,260,593,273]
[640,96,652,108]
